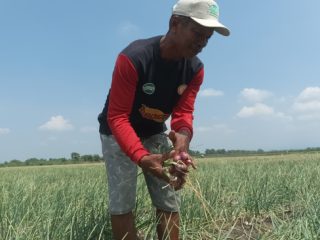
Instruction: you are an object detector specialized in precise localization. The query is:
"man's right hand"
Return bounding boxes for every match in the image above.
[138,153,187,190]
[138,153,171,182]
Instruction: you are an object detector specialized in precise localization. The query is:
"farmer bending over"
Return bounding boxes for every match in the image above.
[98,0,230,239]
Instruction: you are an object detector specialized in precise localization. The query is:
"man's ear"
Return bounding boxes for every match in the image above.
[169,15,180,33]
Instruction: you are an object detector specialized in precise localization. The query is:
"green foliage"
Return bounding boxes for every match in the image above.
[2,147,320,168]
[0,153,103,168]
[203,147,320,157]
[1,153,320,239]
[0,165,111,240]
[71,152,81,161]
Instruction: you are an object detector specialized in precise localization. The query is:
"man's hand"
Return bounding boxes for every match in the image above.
[138,152,187,190]
[168,130,196,169]
[138,153,171,182]
[168,130,190,152]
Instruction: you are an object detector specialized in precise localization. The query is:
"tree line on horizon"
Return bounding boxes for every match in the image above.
[1,147,320,168]
[0,152,102,168]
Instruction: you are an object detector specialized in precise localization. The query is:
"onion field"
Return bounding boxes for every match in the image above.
[1,152,320,239]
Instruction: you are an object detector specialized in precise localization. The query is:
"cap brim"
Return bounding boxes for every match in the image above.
[191,17,230,36]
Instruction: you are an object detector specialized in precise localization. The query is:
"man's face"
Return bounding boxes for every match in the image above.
[175,18,214,58]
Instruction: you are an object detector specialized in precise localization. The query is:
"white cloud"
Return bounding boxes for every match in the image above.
[117,22,140,37]
[293,101,320,112]
[296,87,320,102]
[293,87,320,112]
[237,103,292,120]
[0,128,10,135]
[241,88,272,102]
[39,115,74,131]
[292,87,320,120]
[199,88,224,97]
[237,103,275,118]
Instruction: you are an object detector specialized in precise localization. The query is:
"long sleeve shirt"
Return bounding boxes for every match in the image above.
[98,35,204,163]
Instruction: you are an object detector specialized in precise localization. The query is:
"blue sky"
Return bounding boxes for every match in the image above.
[1,0,320,162]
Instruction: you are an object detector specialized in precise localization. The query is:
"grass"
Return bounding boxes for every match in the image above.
[1,152,320,239]
[0,164,111,240]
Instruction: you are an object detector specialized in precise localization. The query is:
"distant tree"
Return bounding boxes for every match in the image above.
[205,149,216,154]
[81,154,103,162]
[8,159,23,167]
[216,149,226,154]
[0,153,103,168]
[81,155,92,162]
[189,149,202,156]
[60,158,67,163]
[71,152,80,161]
[92,154,103,162]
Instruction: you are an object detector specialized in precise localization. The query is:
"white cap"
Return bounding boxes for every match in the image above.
[172,0,230,36]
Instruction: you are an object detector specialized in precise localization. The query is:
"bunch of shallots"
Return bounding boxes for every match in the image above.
[162,151,195,190]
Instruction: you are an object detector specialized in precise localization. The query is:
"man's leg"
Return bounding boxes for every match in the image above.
[100,134,138,240]
[142,133,181,240]
[156,209,179,240]
[111,212,137,240]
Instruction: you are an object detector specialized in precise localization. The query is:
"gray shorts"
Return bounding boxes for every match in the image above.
[100,133,181,215]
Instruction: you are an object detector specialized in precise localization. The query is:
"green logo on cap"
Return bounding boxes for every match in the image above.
[209,4,219,18]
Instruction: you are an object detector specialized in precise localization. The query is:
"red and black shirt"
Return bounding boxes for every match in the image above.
[98,35,204,163]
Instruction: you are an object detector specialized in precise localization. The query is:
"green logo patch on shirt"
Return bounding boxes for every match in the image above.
[142,83,155,95]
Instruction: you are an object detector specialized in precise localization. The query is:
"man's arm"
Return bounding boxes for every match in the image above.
[107,54,172,182]
[170,67,204,153]
[107,54,149,163]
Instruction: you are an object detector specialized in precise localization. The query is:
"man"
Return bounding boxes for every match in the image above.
[98,0,230,239]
